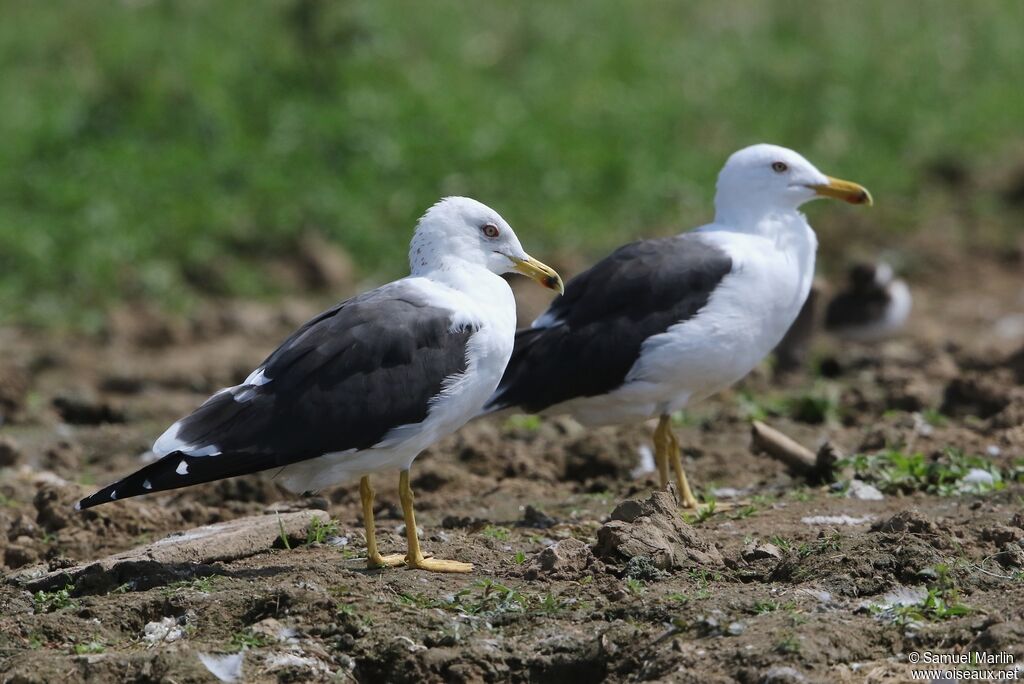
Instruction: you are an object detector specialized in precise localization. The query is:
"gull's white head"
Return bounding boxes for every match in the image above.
[409,197,563,292]
[714,144,872,224]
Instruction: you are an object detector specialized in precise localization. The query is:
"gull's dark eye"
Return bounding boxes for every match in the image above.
[481,223,500,238]
[771,161,789,173]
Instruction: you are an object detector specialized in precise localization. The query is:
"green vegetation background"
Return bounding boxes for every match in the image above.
[1,1,1021,327]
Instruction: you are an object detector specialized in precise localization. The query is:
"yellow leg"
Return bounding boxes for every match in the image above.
[665,425,701,509]
[653,417,671,490]
[398,469,473,573]
[360,476,404,569]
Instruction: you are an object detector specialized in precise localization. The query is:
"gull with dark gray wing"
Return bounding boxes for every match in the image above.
[78,197,563,573]
[485,144,873,508]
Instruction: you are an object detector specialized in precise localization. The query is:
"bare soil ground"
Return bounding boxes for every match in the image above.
[1,253,1023,683]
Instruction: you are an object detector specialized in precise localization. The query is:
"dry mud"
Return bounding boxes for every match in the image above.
[1,256,1023,683]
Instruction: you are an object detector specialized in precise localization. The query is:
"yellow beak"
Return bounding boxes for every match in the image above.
[810,176,873,206]
[510,255,565,294]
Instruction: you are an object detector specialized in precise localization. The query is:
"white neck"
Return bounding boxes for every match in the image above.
[414,256,504,295]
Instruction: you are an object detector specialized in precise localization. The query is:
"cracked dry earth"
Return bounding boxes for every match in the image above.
[1,255,1023,683]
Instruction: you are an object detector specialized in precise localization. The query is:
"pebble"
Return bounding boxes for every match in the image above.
[846,479,885,501]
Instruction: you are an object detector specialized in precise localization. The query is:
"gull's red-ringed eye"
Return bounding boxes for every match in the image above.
[771,161,788,173]
[481,223,500,238]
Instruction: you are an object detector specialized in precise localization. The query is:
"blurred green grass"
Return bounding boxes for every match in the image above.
[1,0,1022,327]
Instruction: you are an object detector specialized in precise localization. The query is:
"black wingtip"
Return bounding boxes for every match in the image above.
[77,449,289,510]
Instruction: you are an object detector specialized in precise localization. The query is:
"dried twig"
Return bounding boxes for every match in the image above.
[750,420,842,482]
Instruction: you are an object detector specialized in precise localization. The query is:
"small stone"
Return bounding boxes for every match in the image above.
[759,666,808,684]
[522,505,556,529]
[524,538,593,579]
[998,543,1024,569]
[981,525,1024,545]
[0,435,21,467]
[743,542,784,562]
[143,617,186,645]
[846,479,885,501]
[4,544,39,569]
[52,392,124,425]
[727,621,746,636]
[961,468,995,487]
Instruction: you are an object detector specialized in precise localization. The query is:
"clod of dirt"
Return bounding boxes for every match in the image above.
[758,665,809,684]
[0,435,21,467]
[743,542,784,562]
[106,304,191,348]
[981,524,1024,546]
[593,491,724,571]
[941,372,1013,419]
[870,509,938,537]
[522,505,556,529]
[997,542,1024,569]
[0,363,29,424]
[563,430,638,483]
[4,542,39,569]
[524,538,594,580]
[969,619,1024,654]
[771,528,946,597]
[52,391,125,425]
[42,439,83,473]
[34,482,81,532]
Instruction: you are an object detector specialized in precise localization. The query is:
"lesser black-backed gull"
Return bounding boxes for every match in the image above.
[825,261,910,342]
[484,145,872,508]
[77,197,563,573]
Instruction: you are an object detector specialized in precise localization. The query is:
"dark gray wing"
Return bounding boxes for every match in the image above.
[485,234,732,414]
[78,283,476,509]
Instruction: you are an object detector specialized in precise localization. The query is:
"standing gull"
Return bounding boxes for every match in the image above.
[77,197,563,573]
[484,144,871,508]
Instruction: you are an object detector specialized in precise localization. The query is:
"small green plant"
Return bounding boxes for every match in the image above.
[841,448,1005,496]
[455,579,529,616]
[624,578,645,595]
[785,386,839,424]
[512,551,527,565]
[921,408,947,427]
[797,532,841,558]
[73,641,105,655]
[769,535,793,552]
[752,600,780,614]
[504,414,542,431]
[537,591,568,614]
[396,592,447,610]
[737,391,787,422]
[231,631,272,651]
[277,513,291,550]
[876,565,971,626]
[481,525,511,541]
[786,488,812,502]
[775,634,801,654]
[162,575,221,596]
[305,518,341,545]
[668,592,690,604]
[729,504,757,520]
[683,500,716,525]
[33,583,76,613]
